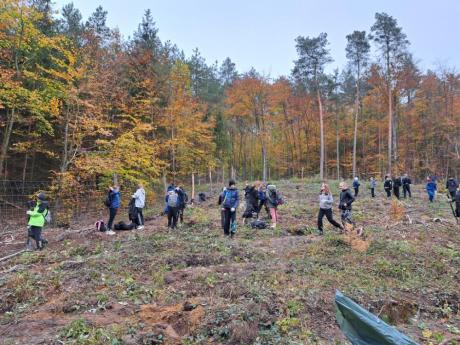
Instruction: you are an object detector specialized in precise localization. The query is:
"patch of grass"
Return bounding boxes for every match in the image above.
[60,318,124,345]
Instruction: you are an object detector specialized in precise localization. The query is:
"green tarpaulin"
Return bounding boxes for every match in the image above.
[335,290,419,345]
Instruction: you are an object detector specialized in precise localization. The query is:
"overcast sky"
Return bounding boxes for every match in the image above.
[54,0,460,77]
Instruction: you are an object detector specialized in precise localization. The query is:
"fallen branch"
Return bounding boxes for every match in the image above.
[0,249,26,263]
[0,264,26,274]
[0,198,23,209]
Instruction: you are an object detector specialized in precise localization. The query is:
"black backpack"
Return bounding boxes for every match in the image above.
[251,219,267,229]
[114,221,136,231]
[104,191,111,208]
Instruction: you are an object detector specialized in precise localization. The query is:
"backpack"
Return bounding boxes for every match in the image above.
[104,192,111,208]
[95,220,107,232]
[250,219,267,229]
[167,192,178,208]
[128,198,138,222]
[114,221,136,231]
[44,209,52,224]
[223,189,237,209]
[231,219,237,234]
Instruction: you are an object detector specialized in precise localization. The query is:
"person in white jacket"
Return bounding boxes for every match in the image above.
[132,183,146,229]
[317,183,343,235]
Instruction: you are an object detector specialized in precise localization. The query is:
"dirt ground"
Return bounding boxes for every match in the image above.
[0,179,459,345]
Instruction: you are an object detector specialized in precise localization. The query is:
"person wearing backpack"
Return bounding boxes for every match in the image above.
[106,185,120,235]
[392,175,402,199]
[446,177,459,199]
[132,183,145,229]
[384,175,393,198]
[369,177,377,198]
[26,192,49,250]
[166,189,180,229]
[265,184,281,229]
[176,186,188,224]
[221,179,239,237]
[317,183,343,235]
[339,182,355,229]
[352,177,360,197]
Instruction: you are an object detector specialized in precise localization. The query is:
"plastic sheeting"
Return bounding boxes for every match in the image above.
[335,290,419,345]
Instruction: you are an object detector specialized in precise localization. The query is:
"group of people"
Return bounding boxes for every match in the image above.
[164,184,188,229]
[217,180,283,237]
[24,174,460,250]
[103,183,146,235]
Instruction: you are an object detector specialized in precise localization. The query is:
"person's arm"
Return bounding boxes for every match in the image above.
[348,191,355,204]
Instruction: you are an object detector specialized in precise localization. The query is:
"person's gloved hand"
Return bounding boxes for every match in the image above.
[221,208,226,211]
[231,208,235,212]
[26,210,33,215]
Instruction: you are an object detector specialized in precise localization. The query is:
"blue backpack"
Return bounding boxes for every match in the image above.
[223,189,237,209]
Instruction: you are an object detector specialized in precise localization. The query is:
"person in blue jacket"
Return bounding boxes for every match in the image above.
[107,185,120,234]
[352,177,360,197]
[426,177,437,202]
[221,179,239,237]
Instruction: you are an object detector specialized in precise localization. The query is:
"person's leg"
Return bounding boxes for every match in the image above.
[325,208,343,229]
[230,210,237,236]
[407,185,411,198]
[269,208,277,227]
[108,208,116,230]
[371,188,375,198]
[221,209,226,230]
[223,209,231,235]
[167,209,173,227]
[180,206,184,223]
[317,208,325,234]
[172,207,179,228]
[450,191,456,199]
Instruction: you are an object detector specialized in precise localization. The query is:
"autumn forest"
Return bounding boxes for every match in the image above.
[1,0,459,193]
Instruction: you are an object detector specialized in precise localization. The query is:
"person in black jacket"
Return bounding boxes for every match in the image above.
[242,183,259,224]
[446,177,459,199]
[392,176,402,199]
[339,182,355,228]
[402,174,412,198]
[384,175,393,198]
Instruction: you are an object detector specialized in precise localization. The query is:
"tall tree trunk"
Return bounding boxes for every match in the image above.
[61,107,71,173]
[317,88,325,180]
[336,109,340,180]
[0,108,16,177]
[352,82,359,178]
[262,145,267,182]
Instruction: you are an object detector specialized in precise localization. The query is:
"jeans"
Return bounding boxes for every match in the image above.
[223,208,236,235]
[317,208,342,232]
[167,207,179,228]
[108,208,118,230]
[371,188,375,198]
[354,187,359,197]
[428,191,434,202]
[341,209,354,225]
[136,207,144,226]
[403,185,411,198]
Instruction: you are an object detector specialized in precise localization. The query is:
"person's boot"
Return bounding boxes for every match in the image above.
[317,229,324,236]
